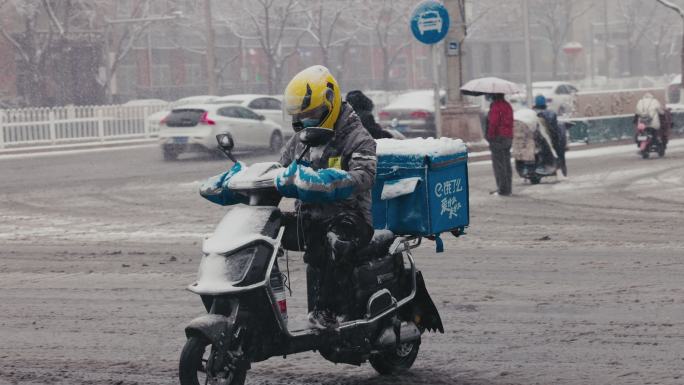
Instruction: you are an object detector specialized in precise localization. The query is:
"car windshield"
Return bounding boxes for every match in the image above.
[386,92,435,110]
[164,109,206,127]
[532,87,554,95]
[172,97,215,108]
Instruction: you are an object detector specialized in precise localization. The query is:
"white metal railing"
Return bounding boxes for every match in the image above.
[0,103,170,149]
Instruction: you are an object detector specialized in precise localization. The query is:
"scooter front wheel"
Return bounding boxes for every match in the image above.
[369,337,421,375]
[179,336,246,385]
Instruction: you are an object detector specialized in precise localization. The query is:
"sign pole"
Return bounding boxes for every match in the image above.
[432,43,442,138]
[410,0,449,138]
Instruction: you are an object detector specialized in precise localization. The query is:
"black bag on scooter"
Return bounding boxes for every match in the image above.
[352,254,402,317]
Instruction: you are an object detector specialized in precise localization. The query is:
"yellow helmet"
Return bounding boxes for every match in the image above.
[283,65,341,130]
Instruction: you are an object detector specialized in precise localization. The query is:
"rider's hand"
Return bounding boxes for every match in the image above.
[275,163,353,203]
[199,162,246,205]
[274,162,300,198]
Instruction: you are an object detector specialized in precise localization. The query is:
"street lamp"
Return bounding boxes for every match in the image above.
[103,11,184,102]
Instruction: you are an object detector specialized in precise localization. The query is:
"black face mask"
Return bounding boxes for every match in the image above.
[292,120,305,132]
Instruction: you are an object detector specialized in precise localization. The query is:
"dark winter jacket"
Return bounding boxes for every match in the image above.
[486,99,514,140]
[279,102,377,229]
[345,90,390,139]
[537,109,565,155]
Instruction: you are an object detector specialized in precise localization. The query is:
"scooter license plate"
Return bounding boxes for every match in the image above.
[636,135,648,141]
[173,136,188,144]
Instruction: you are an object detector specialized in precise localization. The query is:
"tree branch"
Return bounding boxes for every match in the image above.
[0,24,30,63]
[41,0,65,36]
[656,0,684,18]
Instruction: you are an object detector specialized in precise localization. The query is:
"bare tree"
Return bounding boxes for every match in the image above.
[222,0,306,94]
[0,0,71,105]
[100,0,162,102]
[617,0,659,75]
[300,0,357,76]
[656,0,684,95]
[531,0,594,78]
[355,0,415,91]
[650,16,679,74]
[463,0,502,38]
[160,1,242,94]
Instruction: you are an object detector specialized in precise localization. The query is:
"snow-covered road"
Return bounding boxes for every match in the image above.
[1,141,683,384]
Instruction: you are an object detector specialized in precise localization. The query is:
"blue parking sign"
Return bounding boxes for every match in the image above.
[410,1,450,45]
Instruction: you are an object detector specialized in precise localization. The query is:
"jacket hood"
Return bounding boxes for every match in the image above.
[345,90,374,112]
[333,102,362,140]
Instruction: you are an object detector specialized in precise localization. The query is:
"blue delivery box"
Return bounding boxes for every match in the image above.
[372,137,469,238]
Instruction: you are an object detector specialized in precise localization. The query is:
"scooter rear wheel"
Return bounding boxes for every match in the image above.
[369,337,421,375]
[179,336,246,385]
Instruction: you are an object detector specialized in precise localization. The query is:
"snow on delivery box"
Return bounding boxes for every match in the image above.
[372,137,469,246]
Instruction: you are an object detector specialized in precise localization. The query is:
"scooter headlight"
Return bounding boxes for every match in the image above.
[223,242,273,285]
[223,246,258,283]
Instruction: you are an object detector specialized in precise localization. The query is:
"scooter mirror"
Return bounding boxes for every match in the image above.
[299,127,333,147]
[216,133,234,151]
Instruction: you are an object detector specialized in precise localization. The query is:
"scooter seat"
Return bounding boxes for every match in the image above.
[356,230,396,259]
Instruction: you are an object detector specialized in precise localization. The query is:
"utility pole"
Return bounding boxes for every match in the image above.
[441,0,483,143]
[603,0,610,78]
[522,0,533,107]
[204,0,217,95]
[444,0,464,106]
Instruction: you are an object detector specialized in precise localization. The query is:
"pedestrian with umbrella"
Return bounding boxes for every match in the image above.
[461,77,520,196]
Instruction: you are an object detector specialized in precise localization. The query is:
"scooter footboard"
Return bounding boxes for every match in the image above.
[185,314,236,343]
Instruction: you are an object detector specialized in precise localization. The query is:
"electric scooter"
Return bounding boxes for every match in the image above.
[179,129,444,385]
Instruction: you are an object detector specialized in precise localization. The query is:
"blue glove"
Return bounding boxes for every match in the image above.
[199,162,247,205]
[275,163,354,203]
[274,162,300,199]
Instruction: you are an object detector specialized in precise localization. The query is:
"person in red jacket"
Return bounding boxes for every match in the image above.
[486,93,514,196]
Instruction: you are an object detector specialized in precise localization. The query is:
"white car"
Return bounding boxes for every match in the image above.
[378,90,445,137]
[212,94,293,138]
[417,11,443,35]
[147,95,218,136]
[158,103,284,160]
[512,81,578,115]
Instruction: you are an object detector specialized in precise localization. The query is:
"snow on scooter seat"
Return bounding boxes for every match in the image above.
[376,137,467,157]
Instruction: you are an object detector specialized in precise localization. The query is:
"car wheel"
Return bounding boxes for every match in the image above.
[163,148,178,161]
[269,131,284,153]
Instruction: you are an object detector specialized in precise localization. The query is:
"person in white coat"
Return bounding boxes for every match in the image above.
[635,92,664,130]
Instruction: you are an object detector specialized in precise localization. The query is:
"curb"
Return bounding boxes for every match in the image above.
[466,139,640,163]
[0,138,158,155]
